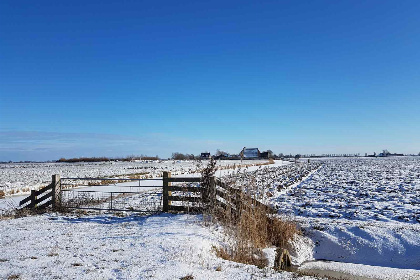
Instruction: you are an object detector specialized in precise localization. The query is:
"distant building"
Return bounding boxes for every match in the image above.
[200,152,211,159]
[241,148,260,159]
[260,151,269,159]
[229,154,241,160]
[213,154,228,160]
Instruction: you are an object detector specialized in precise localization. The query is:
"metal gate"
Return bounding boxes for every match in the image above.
[19,173,205,214]
[60,177,163,213]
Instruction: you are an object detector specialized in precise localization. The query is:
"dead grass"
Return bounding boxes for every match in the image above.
[213,195,299,267]
[88,180,118,186]
[0,203,59,220]
[0,207,29,220]
[179,274,194,280]
[202,159,299,269]
[0,190,5,198]
[21,187,30,193]
[7,275,20,280]
[128,172,149,179]
[214,246,268,269]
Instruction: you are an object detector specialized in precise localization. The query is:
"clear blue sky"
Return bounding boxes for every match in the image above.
[1,0,419,161]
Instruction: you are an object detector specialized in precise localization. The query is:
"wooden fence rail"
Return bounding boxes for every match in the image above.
[163,172,203,212]
[19,175,61,210]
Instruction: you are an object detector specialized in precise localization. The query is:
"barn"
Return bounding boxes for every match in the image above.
[241,148,260,159]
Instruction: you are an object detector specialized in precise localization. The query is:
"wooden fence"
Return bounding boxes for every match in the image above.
[19,172,274,216]
[212,178,276,216]
[162,171,275,215]
[19,175,61,209]
[162,171,203,212]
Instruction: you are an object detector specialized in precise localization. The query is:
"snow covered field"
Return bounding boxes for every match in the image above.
[1,157,419,279]
[274,157,419,223]
[268,157,420,270]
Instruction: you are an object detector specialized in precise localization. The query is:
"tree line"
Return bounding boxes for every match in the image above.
[57,155,160,163]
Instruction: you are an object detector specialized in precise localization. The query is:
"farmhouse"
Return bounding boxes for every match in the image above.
[200,152,211,159]
[241,147,260,159]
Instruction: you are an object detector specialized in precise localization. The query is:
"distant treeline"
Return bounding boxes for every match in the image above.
[171,153,197,160]
[57,155,160,163]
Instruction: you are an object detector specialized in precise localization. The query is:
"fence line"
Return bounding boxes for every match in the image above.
[18,172,276,216]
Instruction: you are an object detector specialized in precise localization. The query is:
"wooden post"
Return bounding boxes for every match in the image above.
[163,171,171,212]
[52,174,61,209]
[208,176,216,207]
[30,190,37,208]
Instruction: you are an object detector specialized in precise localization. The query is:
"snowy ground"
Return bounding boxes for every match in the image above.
[1,158,419,279]
[0,213,317,280]
[267,157,420,271]
[274,157,419,223]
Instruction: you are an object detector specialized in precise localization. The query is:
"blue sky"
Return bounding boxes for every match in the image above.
[1,0,420,161]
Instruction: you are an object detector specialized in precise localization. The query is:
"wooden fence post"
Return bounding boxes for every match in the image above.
[52,174,61,209]
[208,176,216,208]
[30,190,37,208]
[163,171,171,212]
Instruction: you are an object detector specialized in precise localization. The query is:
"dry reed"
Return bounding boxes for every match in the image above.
[202,159,299,268]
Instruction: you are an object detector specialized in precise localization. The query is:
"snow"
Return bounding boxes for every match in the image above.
[0,160,271,197]
[274,157,419,223]
[299,260,420,280]
[1,157,419,279]
[294,217,420,269]
[212,157,420,275]
[263,157,420,270]
[0,213,317,280]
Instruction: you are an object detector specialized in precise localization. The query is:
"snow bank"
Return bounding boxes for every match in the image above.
[296,217,420,269]
[299,260,420,280]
